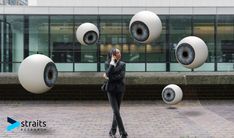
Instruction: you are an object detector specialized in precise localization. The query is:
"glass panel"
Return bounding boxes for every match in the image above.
[12,63,20,72]
[6,15,24,72]
[50,16,74,71]
[100,63,105,72]
[29,16,49,56]
[170,63,191,71]
[169,15,192,71]
[146,15,166,63]
[218,63,234,71]
[55,63,73,72]
[122,15,145,63]
[193,15,215,71]
[146,15,167,71]
[147,63,166,71]
[7,15,24,62]
[193,63,215,71]
[217,15,234,71]
[100,15,122,63]
[75,63,97,71]
[126,63,145,71]
[0,15,3,72]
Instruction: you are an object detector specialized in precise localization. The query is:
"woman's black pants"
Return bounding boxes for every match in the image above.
[107,91,126,135]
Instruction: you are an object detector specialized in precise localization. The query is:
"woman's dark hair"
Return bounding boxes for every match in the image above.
[106,48,116,63]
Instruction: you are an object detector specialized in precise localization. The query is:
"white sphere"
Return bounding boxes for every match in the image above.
[175,36,208,69]
[162,84,183,105]
[18,54,58,94]
[129,11,162,43]
[76,23,99,45]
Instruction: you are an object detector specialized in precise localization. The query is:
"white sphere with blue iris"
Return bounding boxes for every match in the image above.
[18,54,58,94]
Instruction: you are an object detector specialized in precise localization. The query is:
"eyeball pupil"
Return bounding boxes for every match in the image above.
[83,31,98,45]
[88,34,93,41]
[176,43,195,65]
[183,51,188,58]
[163,88,175,102]
[48,70,53,80]
[166,93,171,98]
[44,62,58,87]
[137,28,143,35]
[130,21,149,42]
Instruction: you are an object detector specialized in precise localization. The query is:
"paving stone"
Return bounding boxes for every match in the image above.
[0,100,234,138]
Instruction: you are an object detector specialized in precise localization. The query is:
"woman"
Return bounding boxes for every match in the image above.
[103,48,128,138]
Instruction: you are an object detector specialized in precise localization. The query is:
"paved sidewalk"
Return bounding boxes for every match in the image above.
[0,100,234,138]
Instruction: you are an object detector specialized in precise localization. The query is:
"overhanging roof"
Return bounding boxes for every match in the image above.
[1,6,234,15]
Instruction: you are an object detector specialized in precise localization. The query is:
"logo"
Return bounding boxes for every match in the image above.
[7,117,20,132]
[6,117,47,132]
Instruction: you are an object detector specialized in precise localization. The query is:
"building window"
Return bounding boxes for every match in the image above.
[193,15,215,71]
[217,15,234,71]
[6,15,24,72]
[100,15,123,71]
[0,15,3,72]
[29,16,49,56]
[50,16,74,71]
[169,15,192,71]
[122,15,146,71]
[75,15,98,71]
[146,15,167,71]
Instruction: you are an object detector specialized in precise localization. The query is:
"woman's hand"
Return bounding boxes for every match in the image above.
[111,55,117,62]
[110,55,117,67]
[103,73,109,80]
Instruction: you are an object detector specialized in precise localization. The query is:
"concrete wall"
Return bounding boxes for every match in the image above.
[0,72,234,100]
[1,72,234,85]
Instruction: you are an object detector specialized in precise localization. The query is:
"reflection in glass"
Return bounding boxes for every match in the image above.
[6,15,24,72]
[169,16,192,71]
[169,16,192,63]
[217,15,234,71]
[75,16,98,63]
[122,15,145,63]
[193,16,215,71]
[50,16,73,63]
[29,16,49,56]
[146,15,166,63]
[100,16,122,62]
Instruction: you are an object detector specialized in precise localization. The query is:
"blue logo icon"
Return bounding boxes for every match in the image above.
[7,117,20,131]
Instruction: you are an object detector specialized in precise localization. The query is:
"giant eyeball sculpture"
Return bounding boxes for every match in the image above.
[162,84,183,105]
[76,23,99,45]
[129,11,162,43]
[18,54,58,94]
[175,36,208,69]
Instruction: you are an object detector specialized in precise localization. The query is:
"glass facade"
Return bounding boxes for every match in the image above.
[6,15,24,72]
[217,15,234,71]
[0,14,233,72]
[193,15,215,71]
[50,15,74,71]
[29,16,49,56]
[169,15,192,71]
[75,15,98,71]
[146,16,167,72]
[0,15,3,72]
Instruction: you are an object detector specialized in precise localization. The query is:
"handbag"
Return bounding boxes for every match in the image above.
[101,81,108,92]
